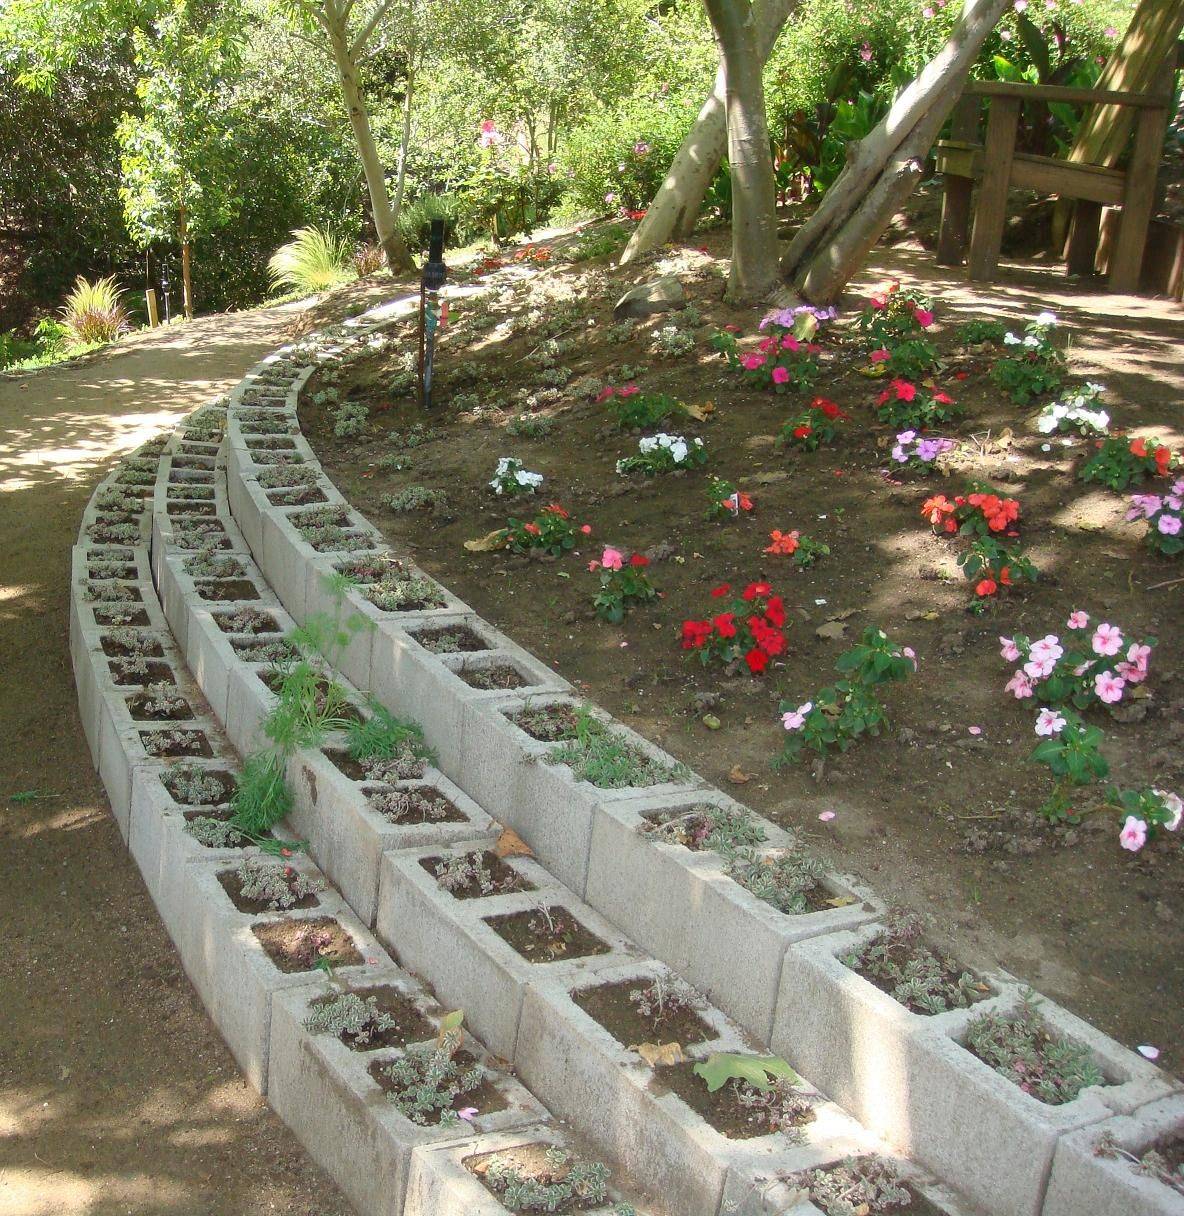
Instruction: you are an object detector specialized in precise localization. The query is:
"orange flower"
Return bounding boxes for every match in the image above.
[1154,445,1173,474]
[764,529,800,555]
[976,578,998,597]
[1130,437,1149,458]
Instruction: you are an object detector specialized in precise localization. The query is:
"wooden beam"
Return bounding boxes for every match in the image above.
[966,80,1171,109]
[968,96,1020,280]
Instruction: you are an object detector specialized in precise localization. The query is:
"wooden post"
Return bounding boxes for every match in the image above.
[936,93,981,266]
[1109,101,1168,292]
[1065,200,1103,276]
[145,289,160,328]
[967,96,1020,281]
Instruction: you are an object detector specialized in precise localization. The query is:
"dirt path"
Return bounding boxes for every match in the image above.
[0,308,355,1216]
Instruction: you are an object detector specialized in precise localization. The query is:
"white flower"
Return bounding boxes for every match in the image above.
[1003,332,1021,346]
[669,440,689,464]
[1154,789,1183,831]
[1035,310,1058,326]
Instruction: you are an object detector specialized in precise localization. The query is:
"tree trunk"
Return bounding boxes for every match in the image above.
[620,0,796,265]
[326,9,414,273]
[179,199,193,319]
[392,58,415,220]
[780,0,1010,302]
[704,0,781,302]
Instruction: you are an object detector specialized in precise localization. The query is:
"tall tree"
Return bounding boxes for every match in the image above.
[620,0,796,266]
[779,0,1009,303]
[703,0,780,301]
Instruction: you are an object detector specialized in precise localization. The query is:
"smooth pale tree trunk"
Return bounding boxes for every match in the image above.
[1069,0,1184,168]
[178,195,193,319]
[620,0,796,265]
[780,0,1009,303]
[704,0,781,301]
[325,3,414,273]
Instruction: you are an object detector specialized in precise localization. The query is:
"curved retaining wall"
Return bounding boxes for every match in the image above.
[68,299,1184,1216]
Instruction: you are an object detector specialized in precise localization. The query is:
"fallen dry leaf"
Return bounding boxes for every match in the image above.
[684,401,715,421]
[815,620,849,641]
[630,1041,685,1067]
[493,827,534,858]
[463,529,510,553]
[826,896,857,909]
[727,764,752,785]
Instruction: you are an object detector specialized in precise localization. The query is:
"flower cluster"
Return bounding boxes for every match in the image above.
[777,396,847,451]
[680,582,788,675]
[764,529,829,567]
[1111,787,1182,852]
[594,382,640,404]
[1028,708,1109,820]
[705,477,754,520]
[859,285,938,379]
[713,322,822,395]
[778,627,916,764]
[1035,384,1109,437]
[922,487,1021,538]
[989,311,1066,404]
[1127,478,1184,556]
[1080,435,1176,491]
[589,547,656,623]
[890,430,956,471]
[489,456,543,496]
[1000,613,1155,709]
[616,432,706,475]
[505,504,591,558]
[874,379,961,430]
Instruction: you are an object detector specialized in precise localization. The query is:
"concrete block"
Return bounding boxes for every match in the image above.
[516,958,873,1216]
[1043,1094,1184,1216]
[180,861,388,1093]
[268,971,548,1216]
[376,846,640,1061]
[287,746,493,926]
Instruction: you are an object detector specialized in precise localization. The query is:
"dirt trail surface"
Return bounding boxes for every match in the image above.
[0,307,356,1216]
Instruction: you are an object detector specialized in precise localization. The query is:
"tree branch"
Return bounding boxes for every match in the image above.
[350,0,398,56]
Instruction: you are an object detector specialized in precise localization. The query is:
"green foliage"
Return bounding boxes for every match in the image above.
[1079,436,1175,491]
[61,275,129,345]
[1029,711,1109,820]
[693,1053,799,1093]
[605,391,688,432]
[228,751,291,836]
[345,701,433,764]
[549,707,682,788]
[268,225,356,294]
[725,841,828,914]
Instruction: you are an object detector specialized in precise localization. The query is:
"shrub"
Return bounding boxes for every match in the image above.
[61,275,129,347]
[268,226,356,294]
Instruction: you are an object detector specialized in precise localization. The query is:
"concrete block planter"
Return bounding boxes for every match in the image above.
[157,549,275,662]
[268,969,549,1216]
[1042,1094,1184,1216]
[404,1124,649,1216]
[179,859,387,1093]
[376,845,642,1060]
[287,745,493,926]
[515,958,874,1216]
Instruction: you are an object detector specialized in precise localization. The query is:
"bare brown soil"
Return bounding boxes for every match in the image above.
[303,233,1184,1076]
[572,977,716,1048]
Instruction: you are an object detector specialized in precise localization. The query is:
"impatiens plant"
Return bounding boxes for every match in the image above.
[600,387,687,431]
[989,311,1066,404]
[958,537,1037,609]
[777,396,848,452]
[890,430,956,473]
[764,529,829,568]
[1035,383,1109,437]
[589,548,657,623]
[957,318,1008,346]
[1127,479,1184,556]
[680,581,788,675]
[1028,708,1109,820]
[489,457,544,496]
[1109,787,1182,852]
[713,313,823,395]
[923,486,1032,608]
[704,477,754,520]
[874,379,961,430]
[616,433,707,475]
[1080,436,1176,491]
[1000,614,1155,711]
[778,628,916,764]
[504,504,591,558]
[858,285,938,380]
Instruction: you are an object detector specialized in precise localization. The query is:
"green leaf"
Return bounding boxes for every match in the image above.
[692,1053,800,1093]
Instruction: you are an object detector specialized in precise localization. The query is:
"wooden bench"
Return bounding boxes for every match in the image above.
[935,80,1173,292]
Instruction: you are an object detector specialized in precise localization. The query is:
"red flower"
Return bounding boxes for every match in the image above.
[954,371,969,381]
[523,523,541,536]
[713,612,737,638]
[742,582,772,601]
[710,583,732,598]
[580,524,593,534]
[812,396,844,420]
[618,383,640,398]
[793,425,813,440]
[1154,445,1173,474]
[999,565,1012,586]
[764,595,786,628]
[723,323,742,334]
[892,379,917,402]
[544,503,569,518]
[735,491,754,512]
[933,391,955,405]
[1130,437,1148,458]
[629,554,649,567]
[976,578,998,597]
[595,386,614,403]
[745,647,770,674]
[680,620,712,649]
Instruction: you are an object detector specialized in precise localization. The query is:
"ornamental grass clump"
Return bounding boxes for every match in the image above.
[965,994,1104,1104]
[61,275,129,346]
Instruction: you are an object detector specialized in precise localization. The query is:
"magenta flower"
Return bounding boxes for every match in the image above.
[618,383,640,398]
[869,348,891,363]
[913,308,934,328]
[741,353,767,371]
[771,366,790,385]
[1119,815,1147,852]
[1092,623,1123,656]
[1094,670,1125,703]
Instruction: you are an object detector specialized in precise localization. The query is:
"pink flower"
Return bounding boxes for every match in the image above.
[1159,514,1182,535]
[999,637,1021,662]
[1123,642,1151,682]
[780,334,802,352]
[1119,816,1147,852]
[595,386,614,403]
[601,547,624,571]
[1066,610,1089,630]
[741,354,767,371]
[818,810,836,821]
[771,366,790,385]
[618,383,640,398]
[1024,635,1063,679]
[478,119,502,148]
[913,308,934,328]
[1154,789,1182,831]
[1127,494,1162,520]
[1094,670,1125,703]
[1005,671,1034,699]
[860,41,873,61]
[903,646,917,670]
[456,1107,479,1122]
[1014,0,1028,9]
[1035,709,1066,736]
[1091,623,1123,657]
[781,701,813,731]
[869,348,891,363]
[922,5,934,17]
